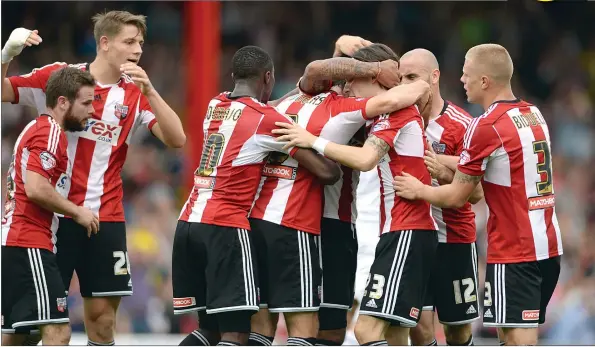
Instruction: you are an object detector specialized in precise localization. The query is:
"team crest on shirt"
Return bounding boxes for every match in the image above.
[114,103,129,119]
[431,142,447,154]
[56,297,67,312]
[39,151,57,171]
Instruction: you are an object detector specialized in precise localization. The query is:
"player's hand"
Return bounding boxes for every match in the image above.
[393,171,424,200]
[376,60,401,89]
[120,63,154,95]
[424,149,449,181]
[272,121,317,151]
[1,28,42,63]
[333,35,373,57]
[73,206,100,237]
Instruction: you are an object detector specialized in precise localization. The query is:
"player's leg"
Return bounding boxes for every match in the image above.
[171,221,215,346]
[261,223,321,345]
[248,218,277,346]
[77,222,132,345]
[204,226,260,345]
[482,261,543,346]
[407,277,436,346]
[39,323,71,346]
[317,219,358,345]
[356,230,437,345]
[435,243,480,345]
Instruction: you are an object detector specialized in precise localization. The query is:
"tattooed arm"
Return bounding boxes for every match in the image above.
[394,170,482,208]
[299,57,400,95]
[315,134,390,172]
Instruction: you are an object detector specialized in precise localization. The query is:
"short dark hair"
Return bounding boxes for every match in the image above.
[46,67,96,108]
[232,45,274,80]
[352,43,400,67]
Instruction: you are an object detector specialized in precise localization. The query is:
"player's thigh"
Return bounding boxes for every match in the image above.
[55,217,87,291]
[434,242,480,325]
[77,221,132,298]
[6,248,70,333]
[483,261,542,329]
[172,221,207,315]
[203,225,259,315]
[359,230,437,328]
[254,219,321,314]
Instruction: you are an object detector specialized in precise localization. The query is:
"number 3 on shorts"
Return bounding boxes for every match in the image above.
[113,251,131,275]
[364,273,386,300]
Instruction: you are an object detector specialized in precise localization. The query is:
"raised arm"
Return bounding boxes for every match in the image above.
[2,28,43,103]
[364,80,430,119]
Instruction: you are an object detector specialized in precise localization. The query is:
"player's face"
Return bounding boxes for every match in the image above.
[461,59,481,103]
[344,77,381,98]
[106,24,144,68]
[399,59,431,85]
[64,86,95,132]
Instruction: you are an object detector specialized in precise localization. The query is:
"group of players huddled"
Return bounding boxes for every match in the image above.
[1,9,562,347]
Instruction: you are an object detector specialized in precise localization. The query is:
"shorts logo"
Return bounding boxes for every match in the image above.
[466,305,477,315]
[431,142,447,154]
[365,299,378,309]
[484,308,493,318]
[173,297,196,309]
[56,297,67,312]
[39,151,57,171]
[522,310,540,321]
[409,307,420,319]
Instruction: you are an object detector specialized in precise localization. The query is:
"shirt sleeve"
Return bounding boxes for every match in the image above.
[8,62,67,108]
[26,122,64,180]
[457,119,501,176]
[329,95,370,120]
[368,109,410,149]
[254,109,298,156]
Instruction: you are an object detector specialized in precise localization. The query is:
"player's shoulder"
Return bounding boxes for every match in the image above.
[440,101,473,130]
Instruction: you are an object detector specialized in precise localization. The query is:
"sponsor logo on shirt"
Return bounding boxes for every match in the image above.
[77,119,122,146]
[262,164,297,180]
[39,151,57,170]
[528,195,555,210]
[194,176,216,189]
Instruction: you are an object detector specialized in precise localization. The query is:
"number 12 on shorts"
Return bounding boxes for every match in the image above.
[113,251,131,275]
[453,278,476,304]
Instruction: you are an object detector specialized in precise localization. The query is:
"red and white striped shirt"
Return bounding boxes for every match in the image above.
[249,92,369,234]
[370,106,437,234]
[8,62,157,222]
[425,101,476,243]
[179,93,297,230]
[458,99,562,263]
[2,115,68,253]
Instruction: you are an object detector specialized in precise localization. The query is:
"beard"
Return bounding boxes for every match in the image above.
[63,104,86,132]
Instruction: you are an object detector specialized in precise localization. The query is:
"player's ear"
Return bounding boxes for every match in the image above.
[264,71,271,85]
[57,96,69,110]
[432,69,440,85]
[481,75,489,90]
[231,72,235,83]
[99,35,109,52]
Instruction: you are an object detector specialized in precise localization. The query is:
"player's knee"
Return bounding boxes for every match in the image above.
[354,315,386,344]
[317,328,346,344]
[41,323,71,345]
[443,324,471,344]
[87,313,115,341]
[284,312,317,337]
[2,334,27,346]
[410,325,434,345]
[250,309,277,336]
[503,328,538,346]
[216,310,253,334]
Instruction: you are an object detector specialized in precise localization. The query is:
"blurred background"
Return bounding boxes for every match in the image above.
[1,1,594,345]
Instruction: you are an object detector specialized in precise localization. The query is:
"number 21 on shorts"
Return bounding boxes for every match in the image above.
[113,251,131,275]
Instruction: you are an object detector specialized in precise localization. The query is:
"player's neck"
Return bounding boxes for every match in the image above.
[429,92,445,121]
[46,110,65,130]
[89,57,121,85]
[230,81,261,100]
[483,87,516,110]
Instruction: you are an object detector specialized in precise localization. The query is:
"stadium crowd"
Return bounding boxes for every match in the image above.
[1,1,593,344]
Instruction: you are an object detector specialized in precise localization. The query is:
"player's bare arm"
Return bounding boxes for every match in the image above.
[268,87,300,107]
[364,80,430,119]
[436,153,459,171]
[1,28,42,103]
[299,57,400,95]
[273,121,389,172]
[333,35,373,57]
[120,63,186,148]
[25,170,99,236]
[424,149,484,203]
[393,169,482,208]
[292,148,341,185]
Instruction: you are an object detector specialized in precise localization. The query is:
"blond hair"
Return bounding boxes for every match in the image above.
[92,10,147,45]
[465,44,514,84]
